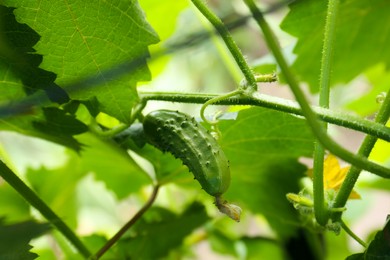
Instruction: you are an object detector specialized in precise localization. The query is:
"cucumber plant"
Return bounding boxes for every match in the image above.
[0,0,389,259]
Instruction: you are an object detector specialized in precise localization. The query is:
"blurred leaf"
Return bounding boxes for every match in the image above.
[208,229,237,257]
[139,0,189,77]
[108,202,209,259]
[219,107,314,239]
[346,64,390,116]
[3,0,159,123]
[0,183,30,222]
[280,0,390,92]
[325,231,352,260]
[346,253,364,260]
[77,133,152,199]
[26,154,85,229]
[0,219,50,260]
[243,237,285,260]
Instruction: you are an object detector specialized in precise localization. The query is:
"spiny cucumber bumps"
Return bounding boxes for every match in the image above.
[143,110,241,221]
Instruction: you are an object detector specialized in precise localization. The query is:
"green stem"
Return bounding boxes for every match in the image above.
[190,0,257,91]
[93,185,159,259]
[332,89,390,221]
[200,89,244,125]
[313,0,339,226]
[139,91,390,143]
[313,144,328,225]
[340,219,367,248]
[0,160,92,258]
[89,100,146,137]
[242,0,390,178]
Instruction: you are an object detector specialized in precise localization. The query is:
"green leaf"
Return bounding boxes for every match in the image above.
[243,237,285,260]
[280,0,390,92]
[364,217,390,259]
[0,184,30,223]
[3,0,159,123]
[138,0,189,77]
[77,133,152,199]
[0,5,69,104]
[219,107,314,239]
[26,154,86,229]
[0,107,87,151]
[109,202,209,259]
[0,219,50,260]
[346,64,390,116]
[346,217,390,259]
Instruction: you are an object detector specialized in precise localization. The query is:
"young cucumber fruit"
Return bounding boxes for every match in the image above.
[143,110,230,196]
[143,110,241,222]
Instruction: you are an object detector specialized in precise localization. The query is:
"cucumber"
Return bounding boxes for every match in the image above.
[143,110,230,196]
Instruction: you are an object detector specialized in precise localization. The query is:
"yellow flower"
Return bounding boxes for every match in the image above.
[308,154,361,199]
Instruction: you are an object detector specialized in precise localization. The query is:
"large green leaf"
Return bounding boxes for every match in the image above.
[0,219,50,260]
[3,0,159,123]
[280,0,390,92]
[218,107,314,239]
[0,5,87,151]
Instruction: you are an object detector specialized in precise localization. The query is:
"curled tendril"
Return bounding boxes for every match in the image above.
[376,92,387,104]
[200,89,243,126]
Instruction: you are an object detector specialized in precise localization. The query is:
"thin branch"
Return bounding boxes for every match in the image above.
[93,185,160,259]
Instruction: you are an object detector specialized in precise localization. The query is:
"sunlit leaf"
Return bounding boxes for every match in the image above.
[218,107,314,239]
[3,0,159,123]
[280,0,390,92]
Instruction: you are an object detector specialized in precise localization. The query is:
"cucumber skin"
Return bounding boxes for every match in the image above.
[143,110,230,196]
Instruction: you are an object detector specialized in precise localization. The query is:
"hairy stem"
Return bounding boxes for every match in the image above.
[0,160,92,258]
[242,0,390,178]
[332,89,390,221]
[190,0,257,91]
[140,91,390,143]
[313,0,340,226]
[93,185,160,259]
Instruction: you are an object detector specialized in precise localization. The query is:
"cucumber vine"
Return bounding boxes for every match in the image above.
[0,0,389,259]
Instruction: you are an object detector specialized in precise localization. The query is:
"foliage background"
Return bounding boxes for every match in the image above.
[0,0,389,259]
